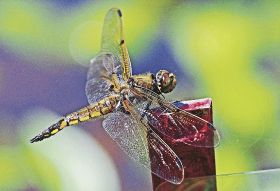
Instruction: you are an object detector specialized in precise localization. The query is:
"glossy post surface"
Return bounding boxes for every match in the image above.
[149,98,216,190]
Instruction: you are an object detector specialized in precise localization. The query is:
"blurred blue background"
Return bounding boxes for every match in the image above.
[1,0,280,190]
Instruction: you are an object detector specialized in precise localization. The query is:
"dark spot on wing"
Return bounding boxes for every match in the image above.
[120,39,125,45]
[117,9,122,17]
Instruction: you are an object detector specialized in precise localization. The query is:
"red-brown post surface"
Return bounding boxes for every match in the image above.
[150,98,217,191]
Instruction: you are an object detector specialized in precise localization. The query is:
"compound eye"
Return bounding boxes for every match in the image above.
[162,73,170,85]
[156,70,177,93]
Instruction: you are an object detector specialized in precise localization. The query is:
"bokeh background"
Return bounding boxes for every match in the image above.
[1,0,280,190]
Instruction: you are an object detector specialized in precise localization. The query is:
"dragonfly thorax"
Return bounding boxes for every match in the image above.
[156,70,177,93]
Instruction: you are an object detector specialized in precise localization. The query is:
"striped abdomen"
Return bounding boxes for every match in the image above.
[30,95,120,143]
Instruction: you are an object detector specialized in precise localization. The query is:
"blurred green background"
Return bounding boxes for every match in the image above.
[1,0,280,190]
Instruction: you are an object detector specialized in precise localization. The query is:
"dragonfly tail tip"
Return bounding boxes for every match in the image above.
[30,134,43,143]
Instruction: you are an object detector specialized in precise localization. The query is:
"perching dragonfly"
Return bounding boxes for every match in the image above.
[30,8,220,184]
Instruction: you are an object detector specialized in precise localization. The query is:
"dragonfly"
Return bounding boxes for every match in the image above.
[30,8,220,184]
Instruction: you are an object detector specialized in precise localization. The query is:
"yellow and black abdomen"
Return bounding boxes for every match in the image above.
[30,95,120,143]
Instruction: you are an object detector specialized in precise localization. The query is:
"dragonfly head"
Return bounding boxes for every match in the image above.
[156,70,177,93]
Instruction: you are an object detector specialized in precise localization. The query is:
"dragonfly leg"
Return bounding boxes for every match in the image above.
[140,100,152,120]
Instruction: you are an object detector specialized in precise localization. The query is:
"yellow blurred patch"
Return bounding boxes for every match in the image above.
[172,5,278,138]
[0,2,41,36]
[0,149,24,190]
[216,143,256,190]
[69,21,102,65]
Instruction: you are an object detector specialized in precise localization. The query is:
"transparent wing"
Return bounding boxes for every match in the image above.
[86,8,132,104]
[102,111,184,184]
[100,8,131,80]
[85,53,116,104]
[130,87,220,147]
